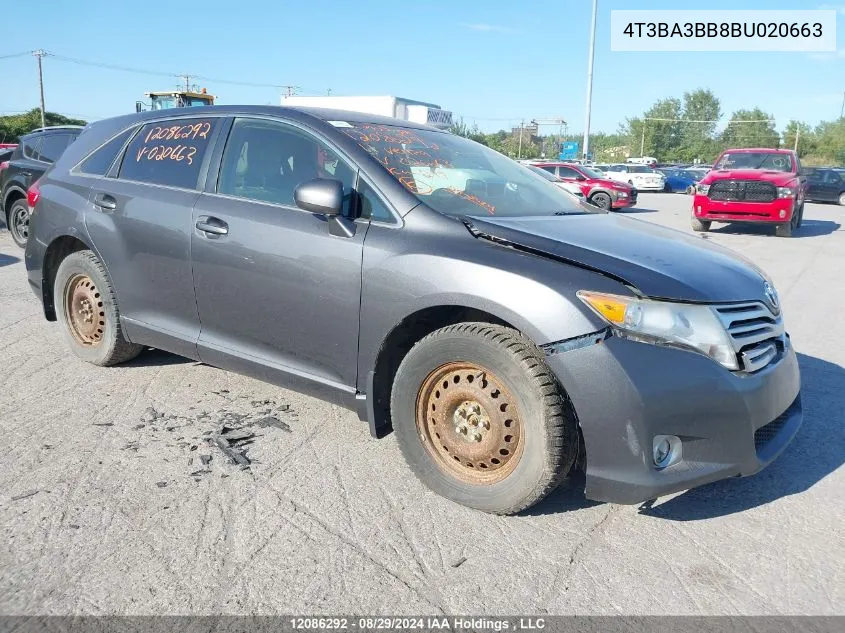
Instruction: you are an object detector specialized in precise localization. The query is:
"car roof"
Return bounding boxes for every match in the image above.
[88,104,446,134]
[721,147,793,154]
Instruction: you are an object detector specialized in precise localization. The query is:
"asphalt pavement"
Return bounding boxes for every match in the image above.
[0,193,842,615]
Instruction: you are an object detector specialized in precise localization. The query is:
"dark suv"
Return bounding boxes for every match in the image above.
[24,106,801,514]
[1,125,83,247]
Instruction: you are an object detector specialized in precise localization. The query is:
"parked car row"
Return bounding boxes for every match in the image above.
[524,161,637,210]
[1,125,84,247]
[592,163,667,191]
[803,167,845,206]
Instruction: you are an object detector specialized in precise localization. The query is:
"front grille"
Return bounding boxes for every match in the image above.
[709,180,777,202]
[714,302,784,372]
[755,409,790,451]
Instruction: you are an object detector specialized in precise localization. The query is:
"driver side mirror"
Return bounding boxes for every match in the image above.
[575,175,587,181]
[294,178,343,216]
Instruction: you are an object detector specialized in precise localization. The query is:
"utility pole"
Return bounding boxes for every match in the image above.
[840,91,844,119]
[517,120,524,159]
[640,123,646,157]
[282,85,299,97]
[794,125,800,153]
[582,0,598,160]
[179,74,192,92]
[33,50,47,128]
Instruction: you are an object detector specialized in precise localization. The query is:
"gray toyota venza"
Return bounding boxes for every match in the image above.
[24,106,801,514]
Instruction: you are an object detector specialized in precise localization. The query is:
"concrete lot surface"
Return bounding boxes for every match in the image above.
[0,193,842,615]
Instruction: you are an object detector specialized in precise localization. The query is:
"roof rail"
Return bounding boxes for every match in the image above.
[28,125,86,134]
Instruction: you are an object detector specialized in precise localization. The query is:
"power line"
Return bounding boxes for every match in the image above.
[0,51,32,60]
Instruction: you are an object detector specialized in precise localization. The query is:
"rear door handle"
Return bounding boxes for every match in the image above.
[195,216,229,236]
[92,193,117,211]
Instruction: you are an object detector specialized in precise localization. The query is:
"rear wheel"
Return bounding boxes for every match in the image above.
[7,199,30,248]
[55,250,143,366]
[590,192,612,210]
[391,323,578,515]
[838,192,845,206]
[691,216,711,232]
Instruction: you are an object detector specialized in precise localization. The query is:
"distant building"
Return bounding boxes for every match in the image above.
[280,95,453,129]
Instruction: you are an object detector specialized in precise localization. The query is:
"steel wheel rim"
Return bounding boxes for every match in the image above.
[11,205,29,241]
[593,194,609,209]
[415,362,524,485]
[64,274,106,346]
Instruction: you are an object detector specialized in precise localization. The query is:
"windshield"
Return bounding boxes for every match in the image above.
[715,151,793,172]
[336,123,589,217]
[580,166,605,179]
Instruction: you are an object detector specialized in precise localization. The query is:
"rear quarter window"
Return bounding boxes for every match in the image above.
[118,118,219,189]
[78,128,136,176]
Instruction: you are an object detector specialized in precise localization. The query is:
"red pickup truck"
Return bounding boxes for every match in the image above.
[692,148,807,237]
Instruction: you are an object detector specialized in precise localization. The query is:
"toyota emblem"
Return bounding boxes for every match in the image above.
[764,282,779,310]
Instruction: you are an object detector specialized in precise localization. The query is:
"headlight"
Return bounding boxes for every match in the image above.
[696,183,710,195]
[777,186,795,198]
[616,191,628,198]
[577,291,738,370]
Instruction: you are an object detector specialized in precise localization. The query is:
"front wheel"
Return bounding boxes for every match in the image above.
[589,192,612,210]
[839,192,845,206]
[7,199,30,248]
[391,323,578,515]
[54,250,143,366]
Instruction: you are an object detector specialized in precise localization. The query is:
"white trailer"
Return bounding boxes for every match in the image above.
[280,95,454,129]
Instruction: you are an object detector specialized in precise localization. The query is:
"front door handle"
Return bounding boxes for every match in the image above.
[195,216,229,236]
[92,193,117,211]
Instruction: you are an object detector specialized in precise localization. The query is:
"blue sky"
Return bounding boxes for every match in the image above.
[1,0,843,134]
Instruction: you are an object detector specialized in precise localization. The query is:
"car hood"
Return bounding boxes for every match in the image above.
[465,213,770,303]
[704,169,797,185]
[593,178,630,190]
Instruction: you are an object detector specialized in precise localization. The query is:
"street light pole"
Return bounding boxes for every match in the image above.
[582,0,598,160]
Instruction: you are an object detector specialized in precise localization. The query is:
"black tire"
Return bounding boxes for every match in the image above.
[590,192,612,210]
[796,202,804,229]
[839,192,845,206]
[391,323,578,515]
[691,216,711,232]
[663,182,672,193]
[54,250,143,366]
[7,199,30,249]
[776,203,800,238]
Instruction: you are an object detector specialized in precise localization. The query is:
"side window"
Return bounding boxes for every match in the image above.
[558,166,580,178]
[34,134,72,163]
[118,118,219,189]
[539,165,556,174]
[78,128,135,176]
[357,181,394,222]
[22,137,42,160]
[218,117,355,211]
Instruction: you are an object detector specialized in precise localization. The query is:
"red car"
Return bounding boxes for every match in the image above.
[692,148,807,238]
[529,161,637,210]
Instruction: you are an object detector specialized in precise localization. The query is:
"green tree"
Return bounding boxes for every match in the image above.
[720,108,779,148]
[677,89,721,162]
[0,109,87,143]
[782,120,815,157]
[624,97,682,159]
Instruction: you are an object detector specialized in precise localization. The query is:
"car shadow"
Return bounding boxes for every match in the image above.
[708,219,841,238]
[638,353,844,521]
[0,252,20,268]
[118,347,194,368]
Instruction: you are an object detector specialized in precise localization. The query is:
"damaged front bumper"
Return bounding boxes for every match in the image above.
[545,331,802,505]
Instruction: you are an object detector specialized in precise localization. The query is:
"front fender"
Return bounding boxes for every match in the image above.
[356,210,632,393]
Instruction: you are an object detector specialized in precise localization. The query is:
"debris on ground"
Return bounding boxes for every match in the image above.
[451,556,468,568]
[92,422,114,427]
[190,469,211,477]
[199,454,212,466]
[11,490,40,502]
[255,416,292,432]
[156,482,168,488]
[142,407,164,424]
